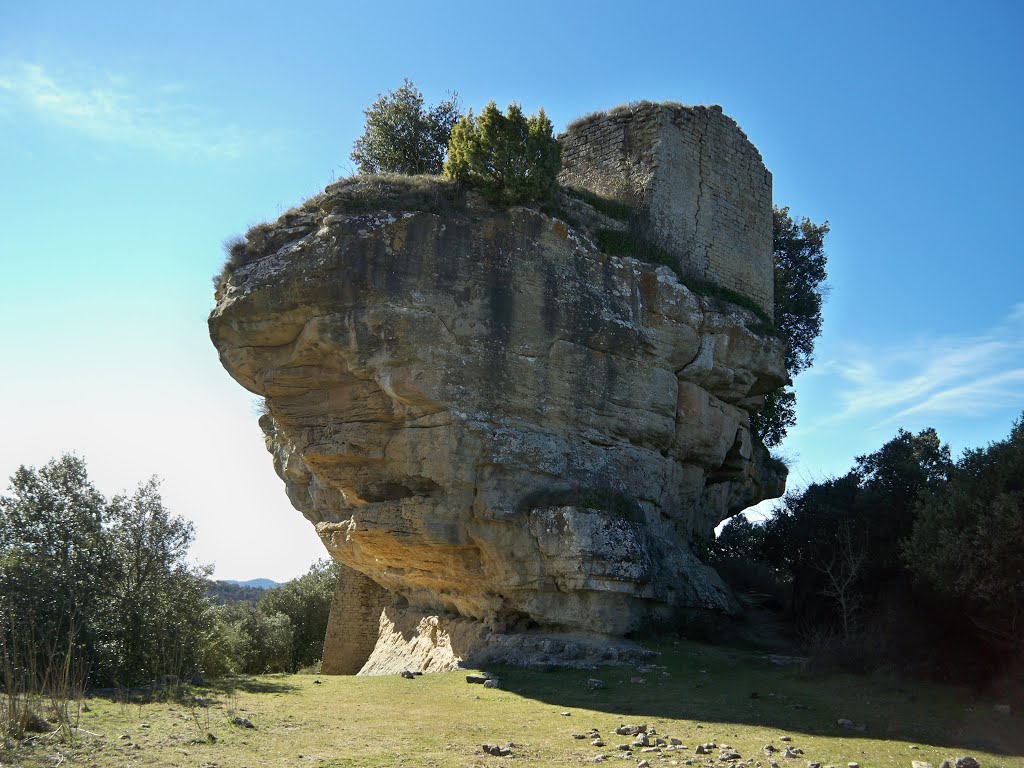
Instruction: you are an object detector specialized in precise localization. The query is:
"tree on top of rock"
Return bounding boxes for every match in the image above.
[444,101,561,205]
[350,79,461,176]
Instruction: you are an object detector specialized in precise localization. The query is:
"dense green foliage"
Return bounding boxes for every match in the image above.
[0,456,341,686]
[351,79,460,175]
[723,416,1023,684]
[0,456,212,686]
[751,207,830,447]
[254,560,338,672]
[763,429,951,639]
[711,513,766,562]
[445,101,561,204]
[772,207,830,376]
[207,580,267,605]
[904,416,1024,650]
[201,560,338,675]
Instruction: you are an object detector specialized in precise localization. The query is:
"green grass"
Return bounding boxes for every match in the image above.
[5,639,1019,767]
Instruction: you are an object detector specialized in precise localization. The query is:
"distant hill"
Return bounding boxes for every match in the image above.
[207,578,281,605]
[225,578,281,590]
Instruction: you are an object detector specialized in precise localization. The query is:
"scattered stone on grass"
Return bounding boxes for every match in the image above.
[466,674,490,684]
[588,678,607,690]
[592,739,606,747]
[593,755,608,763]
[482,742,513,757]
[911,761,935,768]
[561,711,572,716]
[993,704,1011,715]
[615,724,647,735]
[231,716,255,729]
[783,746,804,758]
[780,736,792,742]
[483,678,501,689]
[848,763,859,768]
[638,761,651,768]
[954,758,980,768]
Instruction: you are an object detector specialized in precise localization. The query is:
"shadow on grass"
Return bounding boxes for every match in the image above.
[207,674,300,695]
[489,640,1023,758]
[86,674,299,706]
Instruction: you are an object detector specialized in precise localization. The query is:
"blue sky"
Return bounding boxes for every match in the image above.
[2,1,1021,580]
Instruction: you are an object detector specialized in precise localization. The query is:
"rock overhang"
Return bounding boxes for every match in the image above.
[210,105,786,669]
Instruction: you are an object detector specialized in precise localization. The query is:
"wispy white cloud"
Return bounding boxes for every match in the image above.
[810,304,1024,429]
[0,61,263,158]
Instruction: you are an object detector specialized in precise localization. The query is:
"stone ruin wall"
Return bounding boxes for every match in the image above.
[321,566,390,674]
[559,103,774,315]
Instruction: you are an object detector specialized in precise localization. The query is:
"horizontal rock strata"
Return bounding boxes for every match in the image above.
[210,172,787,670]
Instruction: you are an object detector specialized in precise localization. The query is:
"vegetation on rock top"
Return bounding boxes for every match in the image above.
[350,78,460,176]
[444,101,561,205]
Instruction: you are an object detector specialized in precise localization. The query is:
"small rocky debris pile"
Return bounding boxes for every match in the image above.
[564,725,983,768]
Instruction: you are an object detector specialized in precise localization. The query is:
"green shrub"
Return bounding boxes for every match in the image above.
[351,79,460,176]
[445,101,561,205]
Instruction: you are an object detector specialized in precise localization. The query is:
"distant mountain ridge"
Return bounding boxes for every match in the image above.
[223,578,281,589]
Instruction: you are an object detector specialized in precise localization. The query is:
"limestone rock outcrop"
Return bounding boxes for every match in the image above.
[209,102,787,672]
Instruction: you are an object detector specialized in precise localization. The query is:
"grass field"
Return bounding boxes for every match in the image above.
[5,639,1020,768]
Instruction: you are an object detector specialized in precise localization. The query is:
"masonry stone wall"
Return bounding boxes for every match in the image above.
[560,102,773,315]
[321,565,389,674]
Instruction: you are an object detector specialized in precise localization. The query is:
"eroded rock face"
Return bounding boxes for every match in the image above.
[209,178,787,643]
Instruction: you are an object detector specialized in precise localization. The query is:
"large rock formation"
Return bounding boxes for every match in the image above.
[209,103,787,673]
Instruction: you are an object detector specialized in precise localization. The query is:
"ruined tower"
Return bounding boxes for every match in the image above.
[559,102,774,315]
